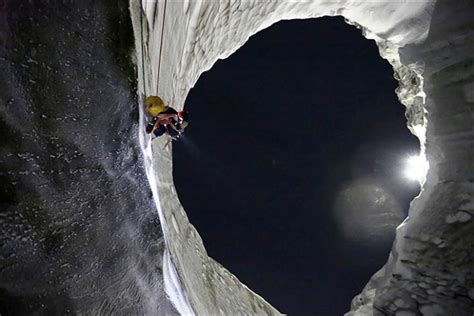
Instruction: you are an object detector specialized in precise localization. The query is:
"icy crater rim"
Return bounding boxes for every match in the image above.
[132,1,436,314]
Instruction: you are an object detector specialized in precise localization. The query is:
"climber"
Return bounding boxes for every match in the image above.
[144,95,189,138]
[146,106,189,138]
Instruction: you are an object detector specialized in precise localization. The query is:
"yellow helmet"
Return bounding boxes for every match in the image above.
[144,96,166,117]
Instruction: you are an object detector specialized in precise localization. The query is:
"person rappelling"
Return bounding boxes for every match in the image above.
[144,96,189,140]
[141,2,187,144]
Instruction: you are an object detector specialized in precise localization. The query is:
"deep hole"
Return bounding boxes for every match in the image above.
[174,17,420,315]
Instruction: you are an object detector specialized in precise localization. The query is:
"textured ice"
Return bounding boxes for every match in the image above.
[131,0,473,315]
[0,0,471,314]
[1,1,177,314]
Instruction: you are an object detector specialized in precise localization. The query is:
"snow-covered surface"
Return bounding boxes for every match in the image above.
[130,0,473,314]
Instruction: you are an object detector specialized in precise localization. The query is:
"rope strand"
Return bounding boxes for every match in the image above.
[156,0,168,95]
[140,3,147,96]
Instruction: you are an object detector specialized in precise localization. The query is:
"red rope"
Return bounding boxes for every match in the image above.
[156,0,168,94]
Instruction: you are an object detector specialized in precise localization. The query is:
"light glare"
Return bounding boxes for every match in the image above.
[404,155,428,182]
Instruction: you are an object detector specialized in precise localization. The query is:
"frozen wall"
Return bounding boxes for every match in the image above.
[1,1,177,314]
[130,0,473,315]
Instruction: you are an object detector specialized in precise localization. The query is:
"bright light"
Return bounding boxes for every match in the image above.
[403,155,428,182]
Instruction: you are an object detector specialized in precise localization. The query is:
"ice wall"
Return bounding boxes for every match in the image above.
[1,1,177,314]
[130,0,473,314]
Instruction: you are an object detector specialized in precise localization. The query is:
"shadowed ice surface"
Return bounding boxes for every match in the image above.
[0,1,175,314]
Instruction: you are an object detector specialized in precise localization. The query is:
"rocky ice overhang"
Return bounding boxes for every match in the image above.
[130,0,474,314]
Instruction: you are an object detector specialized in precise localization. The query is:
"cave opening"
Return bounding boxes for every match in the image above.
[173,16,420,315]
